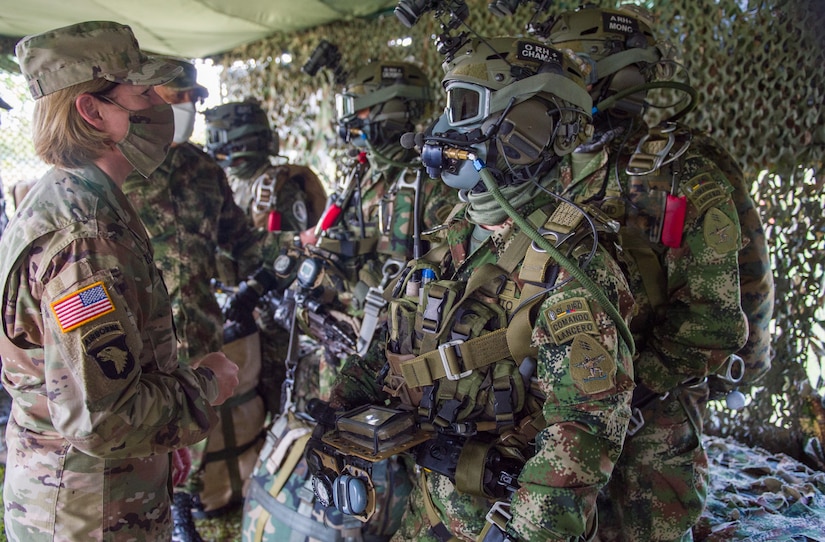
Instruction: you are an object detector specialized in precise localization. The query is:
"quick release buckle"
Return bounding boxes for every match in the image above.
[626,407,645,437]
[485,500,512,530]
[438,339,472,381]
[253,172,278,213]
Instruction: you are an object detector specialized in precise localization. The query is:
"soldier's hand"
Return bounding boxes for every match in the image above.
[197,352,240,406]
[171,447,192,486]
[299,226,318,247]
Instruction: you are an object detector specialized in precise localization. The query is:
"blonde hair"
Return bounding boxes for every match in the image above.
[32,79,117,169]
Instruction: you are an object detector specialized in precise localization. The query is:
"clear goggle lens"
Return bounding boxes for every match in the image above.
[445,82,491,127]
[335,93,357,122]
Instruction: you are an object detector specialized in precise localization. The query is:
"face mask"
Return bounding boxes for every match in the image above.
[170,101,196,144]
[98,95,174,177]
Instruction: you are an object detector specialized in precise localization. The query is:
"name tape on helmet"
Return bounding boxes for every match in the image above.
[381,65,405,82]
[516,41,563,67]
[603,12,640,35]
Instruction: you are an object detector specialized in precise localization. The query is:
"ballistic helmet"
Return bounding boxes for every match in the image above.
[548,4,674,118]
[336,61,432,147]
[426,36,592,189]
[203,101,279,167]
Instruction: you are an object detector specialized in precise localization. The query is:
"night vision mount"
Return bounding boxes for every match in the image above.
[302,39,348,85]
[488,0,557,39]
[394,0,471,60]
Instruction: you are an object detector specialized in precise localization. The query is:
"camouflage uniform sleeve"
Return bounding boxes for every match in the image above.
[694,133,774,383]
[327,326,389,411]
[508,247,635,540]
[37,237,219,459]
[634,156,749,393]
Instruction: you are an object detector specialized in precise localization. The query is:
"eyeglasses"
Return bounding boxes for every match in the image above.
[444,81,491,127]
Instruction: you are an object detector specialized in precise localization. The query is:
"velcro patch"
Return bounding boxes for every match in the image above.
[82,321,135,379]
[516,41,563,67]
[544,296,599,345]
[50,281,115,333]
[704,207,739,254]
[381,65,405,81]
[602,12,640,36]
[570,334,616,395]
[684,174,727,215]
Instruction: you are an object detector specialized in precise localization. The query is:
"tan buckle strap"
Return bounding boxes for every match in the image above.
[400,328,511,389]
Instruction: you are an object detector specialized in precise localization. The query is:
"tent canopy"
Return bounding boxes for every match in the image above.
[0,0,398,58]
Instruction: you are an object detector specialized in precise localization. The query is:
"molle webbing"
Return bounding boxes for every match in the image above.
[316,236,379,258]
[400,327,510,388]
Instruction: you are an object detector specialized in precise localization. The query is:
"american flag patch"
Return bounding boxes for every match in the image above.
[51,282,116,333]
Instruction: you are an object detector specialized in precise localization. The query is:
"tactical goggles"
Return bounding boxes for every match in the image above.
[444,81,491,127]
[336,84,432,124]
[335,92,359,123]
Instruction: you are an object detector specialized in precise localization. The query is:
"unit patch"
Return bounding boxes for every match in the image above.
[704,207,738,254]
[82,321,135,380]
[684,174,727,215]
[570,334,616,395]
[544,296,598,345]
[50,281,115,333]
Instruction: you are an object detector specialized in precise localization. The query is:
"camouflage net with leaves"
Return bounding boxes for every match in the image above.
[208,0,825,459]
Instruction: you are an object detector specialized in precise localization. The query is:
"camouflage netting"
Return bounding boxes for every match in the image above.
[212,0,825,462]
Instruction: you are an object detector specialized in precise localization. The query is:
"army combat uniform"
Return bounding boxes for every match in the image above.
[0,165,222,540]
[324,155,636,541]
[559,122,750,540]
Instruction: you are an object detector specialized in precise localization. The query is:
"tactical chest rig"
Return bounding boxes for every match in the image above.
[311,199,621,520]
[313,163,422,356]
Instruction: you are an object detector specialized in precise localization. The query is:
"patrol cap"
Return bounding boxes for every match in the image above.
[154,56,209,99]
[15,20,183,100]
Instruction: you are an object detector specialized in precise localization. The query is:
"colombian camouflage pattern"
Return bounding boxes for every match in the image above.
[557,122,750,540]
[315,146,457,317]
[297,147,455,429]
[327,156,636,541]
[16,21,182,100]
[123,141,261,366]
[0,165,221,540]
[690,133,774,385]
[122,141,262,497]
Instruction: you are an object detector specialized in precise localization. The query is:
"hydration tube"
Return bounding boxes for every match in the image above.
[473,157,636,355]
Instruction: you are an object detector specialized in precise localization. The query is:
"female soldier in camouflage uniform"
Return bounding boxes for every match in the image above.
[0,21,238,540]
